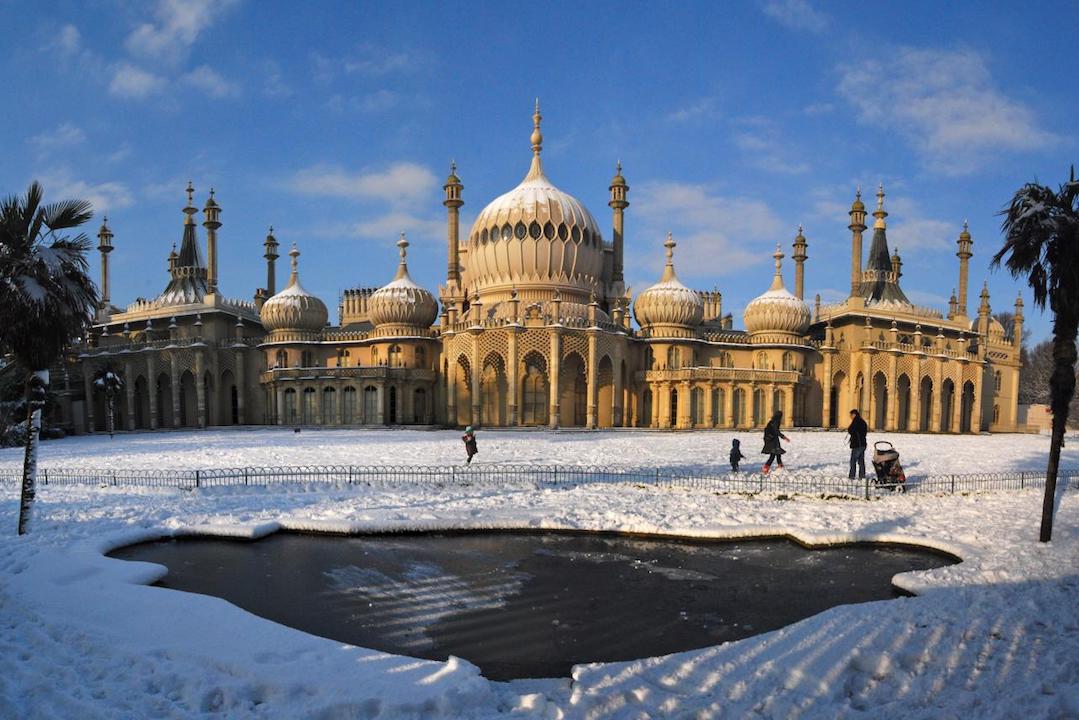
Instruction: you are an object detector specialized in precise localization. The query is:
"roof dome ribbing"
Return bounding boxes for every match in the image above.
[743,244,810,339]
[259,245,328,335]
[633,233,704,336]
[368,234,438,331]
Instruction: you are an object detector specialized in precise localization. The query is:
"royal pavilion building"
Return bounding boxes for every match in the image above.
[68,105,1023,435]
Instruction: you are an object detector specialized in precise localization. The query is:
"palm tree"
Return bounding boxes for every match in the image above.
[93,367,124,438]
[0,181,98,534]
[993,167,1079,542]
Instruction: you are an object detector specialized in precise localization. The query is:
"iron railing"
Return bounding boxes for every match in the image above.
[0,464,1076,500]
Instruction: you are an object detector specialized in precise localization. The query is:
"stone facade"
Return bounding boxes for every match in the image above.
[74,108,1023,434]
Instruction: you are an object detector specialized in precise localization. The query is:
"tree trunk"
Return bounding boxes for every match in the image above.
[1040,316,1078,542]
[17,369,49,535]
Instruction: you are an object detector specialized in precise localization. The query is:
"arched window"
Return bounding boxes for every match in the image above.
[522,359,548,425]
[782,352,794,371]
[413,388,426,423]
[756,352,768,369]
[301,350,314,368]
[370,347,379,365]
[363,385,378,421]
[275,349,287,368]
[994,370,1002,393]
[667,346,682,369]
[720,352,733,368]
[322,387,336,424]
[388,386,397,424]
[388,345,403,367]
[302,387,316,424]
[691,387,704,426]
[415,345,426,369]
[342,387,356,423]
[283,388,297,425]
[753,388,766,425]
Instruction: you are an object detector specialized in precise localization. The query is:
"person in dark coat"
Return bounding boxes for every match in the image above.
[462,425,478,464]
[847,409,868,479]
[761,411,789,474]
[729,438,746,472]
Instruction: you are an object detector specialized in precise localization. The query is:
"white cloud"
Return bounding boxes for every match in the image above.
[37,168,133,214]
[665,98,720,123]
[30,123,86,149]
[731,118,810,175]
[837,46,1058,175]
[108,63,166,98]
[261,60,292,98]
[761,0,830,33]
[344,47,422,76]
[289,163,438,205]
[631,181,786,280]
[885,194,961,253]
[182,65,238,98]
[353,212,444,240]
[53,24,81,56]
[125,0,239,65]
[803,102,834,116]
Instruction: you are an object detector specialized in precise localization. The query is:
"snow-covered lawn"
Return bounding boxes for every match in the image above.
[1,429,1077,719]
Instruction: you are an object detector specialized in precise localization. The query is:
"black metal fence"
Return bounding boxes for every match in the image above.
[0,464,1076,500]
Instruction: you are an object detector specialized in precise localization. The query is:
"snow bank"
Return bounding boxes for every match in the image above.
[0,429,1077,718]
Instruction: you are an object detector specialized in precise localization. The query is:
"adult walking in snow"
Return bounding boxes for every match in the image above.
[761,411,789,474]
[847,408,868,479]
[462,426,478,464]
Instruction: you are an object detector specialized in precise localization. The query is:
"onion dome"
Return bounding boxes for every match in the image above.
[465,101,605,303]
[259,244,328,337]
[743,244,811,341]
[610,160,627,188]
[633,233,704,337]
[851,187,865,213]
[368,233,438,332]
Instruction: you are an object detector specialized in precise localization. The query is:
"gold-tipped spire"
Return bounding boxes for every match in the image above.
[288,243,300,286]
[659,231,679,282]
[768,242,787,292]
[873,182,888,229]
[530,98,543,155]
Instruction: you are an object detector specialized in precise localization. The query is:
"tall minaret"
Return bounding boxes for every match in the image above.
[609,160,629,284]
[848,188,866,296]
[956,220,973,317]
[792,224,808,300]
[264,226,279,295]
[443,161,463,287]
[891,247,902,281]
[1013,293,1024,351]
[203,189,221,295]
[97,215,114,314]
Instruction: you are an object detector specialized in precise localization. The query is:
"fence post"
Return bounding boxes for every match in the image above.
[864,475,869,501]
[451,465,456,484]
[42,468,47,486]
[112,469,117,487]
[244,468,248,486]
[195,469,200,489]
[951,474,956,494]
[1020,471,1025,489]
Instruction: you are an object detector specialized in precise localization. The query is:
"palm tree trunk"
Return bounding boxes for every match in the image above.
[16,369,48,535]
[1041,315,1078,542]
[107,395,115,438]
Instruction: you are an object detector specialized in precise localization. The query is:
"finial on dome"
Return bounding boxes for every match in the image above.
[397,231,409,262]
[773,242,784,273]
[289,243,299,271]
[617,159,622,174]
[183,181,197,224]
[873,182,888,229]
[664,232,675,265]
[531,98,543,155]
[451,159,457,175]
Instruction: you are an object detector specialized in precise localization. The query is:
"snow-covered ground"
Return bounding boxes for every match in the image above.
[1,429,1078,719]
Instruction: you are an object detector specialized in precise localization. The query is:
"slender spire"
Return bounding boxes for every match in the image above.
[394,231,411,280]
[288,243,300,287]
[873,182,888,229]
[183,181,197,225]
[660,231,679,282]
[524,99,546,181]
[768,242,786,291]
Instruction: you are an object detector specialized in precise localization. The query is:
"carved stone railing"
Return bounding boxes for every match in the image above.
[259,366,437,383]
[641,367,802,384]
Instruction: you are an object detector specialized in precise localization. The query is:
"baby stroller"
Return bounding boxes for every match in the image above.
[871,441,906,492]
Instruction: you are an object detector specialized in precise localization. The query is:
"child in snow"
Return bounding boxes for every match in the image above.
[462,426,478,464]
[761,411,789,474]
[730,439,746,472]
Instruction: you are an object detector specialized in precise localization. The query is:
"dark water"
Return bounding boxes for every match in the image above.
[110,532,954,680]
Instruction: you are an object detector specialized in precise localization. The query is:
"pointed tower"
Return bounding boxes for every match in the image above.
[956,220,973,317]
[856,184,910,305]
[443,161,463,288]
[203,188,221,296]
[264,226,279,296]
[1013,293,1024,351]
[609,160,629,284]
[792,224,808,300]
[158,182,208,305]
[891,246,902,280]
[848,188,867,297]
[97,215,114,315]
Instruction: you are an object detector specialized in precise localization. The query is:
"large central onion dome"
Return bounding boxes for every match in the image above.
[743,244,810,341]
[633,233,704,338]
[464,102,604,304]
[260,244,328,338]
[368,233,438,334]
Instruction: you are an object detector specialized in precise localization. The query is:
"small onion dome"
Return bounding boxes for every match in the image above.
[972,316,1008,343]
[850,187,865,213]
[610,160,627,187]
[743,244,811,339]
[368,233,438,331]
[633,233,704,337]
[260,244,328,335]
[445,160,461,186]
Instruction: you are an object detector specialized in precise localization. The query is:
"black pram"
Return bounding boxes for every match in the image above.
[871,441,906,491]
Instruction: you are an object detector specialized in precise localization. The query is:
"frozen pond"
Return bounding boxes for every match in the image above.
[110,531,955,680]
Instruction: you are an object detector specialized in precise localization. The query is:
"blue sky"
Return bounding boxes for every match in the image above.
[4,0,1075,341]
